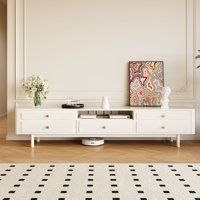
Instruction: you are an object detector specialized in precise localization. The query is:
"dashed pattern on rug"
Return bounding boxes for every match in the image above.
[0,164,200,200]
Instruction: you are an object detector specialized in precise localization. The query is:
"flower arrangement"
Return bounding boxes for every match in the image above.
[22,75,49,107]
[196,50,200,68]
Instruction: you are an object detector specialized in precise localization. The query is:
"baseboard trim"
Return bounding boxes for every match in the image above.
[6,135,200,141]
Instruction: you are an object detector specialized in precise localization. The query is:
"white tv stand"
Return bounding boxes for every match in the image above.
[15,106,195,148]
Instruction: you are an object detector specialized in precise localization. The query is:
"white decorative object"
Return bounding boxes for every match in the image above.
[22,75,49,107]
[101,96,110,109]
[161,86,171,109]
[66,98,80,105]
[82,138,104,146]
[16,106,195,148]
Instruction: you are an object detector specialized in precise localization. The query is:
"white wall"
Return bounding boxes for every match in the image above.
[7,0,200,138]
[17,0,194,102]
[0,0,7,116]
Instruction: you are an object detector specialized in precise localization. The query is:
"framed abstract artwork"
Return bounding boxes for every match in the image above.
[129,61,164,107]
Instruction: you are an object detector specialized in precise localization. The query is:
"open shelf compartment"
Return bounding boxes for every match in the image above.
[78,110,134,119]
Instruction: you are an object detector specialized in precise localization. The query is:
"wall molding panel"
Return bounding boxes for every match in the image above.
[15,0,196,102]
[173,0,195,100]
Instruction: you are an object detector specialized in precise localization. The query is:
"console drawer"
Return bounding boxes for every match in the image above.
[137,120,192,134]
[21,120,75,134]
[136,110,191,120]
[21,110,76,120]
[78,119,133,134]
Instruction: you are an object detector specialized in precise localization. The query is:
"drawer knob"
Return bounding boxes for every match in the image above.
[45,114,49,118]
[161,126,165,129]
[161,115,165,118]
[45,126,49,129]
[102,126,106,129]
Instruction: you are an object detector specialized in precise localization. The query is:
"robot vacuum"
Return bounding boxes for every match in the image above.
[82,138,104,146]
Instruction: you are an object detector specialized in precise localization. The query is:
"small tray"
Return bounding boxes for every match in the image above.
[62,104,84,109]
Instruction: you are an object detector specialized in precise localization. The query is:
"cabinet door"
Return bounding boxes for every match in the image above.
[21,110,76,120]
[137,120,193,134]
[136,110,191,120]
[21,120,75,134]
[78,119,133,134]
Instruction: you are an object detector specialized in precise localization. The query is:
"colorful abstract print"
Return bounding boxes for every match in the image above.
[129,61,164,106]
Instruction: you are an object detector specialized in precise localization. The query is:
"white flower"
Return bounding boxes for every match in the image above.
[22,75,49,100]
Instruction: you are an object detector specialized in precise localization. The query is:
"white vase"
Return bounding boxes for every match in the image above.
[102,96,110,109]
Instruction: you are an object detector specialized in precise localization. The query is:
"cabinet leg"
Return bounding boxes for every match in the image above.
[31,135,34,148]
[170,137,173,142]
[37,137,40,143]
[176,134,180,148]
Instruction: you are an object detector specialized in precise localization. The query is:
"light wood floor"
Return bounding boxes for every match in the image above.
[0,117,200,163]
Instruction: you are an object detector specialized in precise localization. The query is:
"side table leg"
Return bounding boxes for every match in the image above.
[176,134,180,148]
[31,135,34,148]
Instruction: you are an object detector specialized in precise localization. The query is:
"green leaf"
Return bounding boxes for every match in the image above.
[195,55,200,59]
[197,65,200,68]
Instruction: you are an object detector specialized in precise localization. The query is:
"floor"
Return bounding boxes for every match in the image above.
[0,117,200,163]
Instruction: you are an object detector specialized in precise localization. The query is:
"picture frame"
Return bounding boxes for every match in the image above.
[129,61,164,107]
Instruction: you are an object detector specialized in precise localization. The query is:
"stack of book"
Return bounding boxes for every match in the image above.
[80,114,97,119]
[109,115,130,119]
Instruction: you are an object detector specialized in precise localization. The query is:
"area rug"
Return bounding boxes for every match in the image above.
[0,164,200,200]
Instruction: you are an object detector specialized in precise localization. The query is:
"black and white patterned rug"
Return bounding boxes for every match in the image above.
[0,163,200,200]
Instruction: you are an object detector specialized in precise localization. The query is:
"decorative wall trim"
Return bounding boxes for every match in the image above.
[16,0,26,99]
[15,0,19,99]
[15,0,196,102]
[173,0,195,100]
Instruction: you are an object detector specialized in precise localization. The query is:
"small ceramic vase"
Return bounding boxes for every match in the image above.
[102,96,110,109]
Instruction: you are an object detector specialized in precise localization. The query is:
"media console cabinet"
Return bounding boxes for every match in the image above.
[16,106,195,148]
